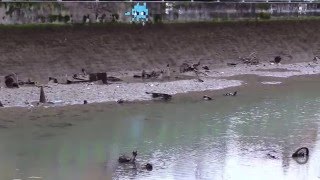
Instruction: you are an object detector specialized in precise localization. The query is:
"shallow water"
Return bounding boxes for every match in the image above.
[0,79,320,180]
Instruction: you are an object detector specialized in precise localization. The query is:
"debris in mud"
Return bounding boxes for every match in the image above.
[267,153,278,159]
[192,61,201,70]
[84,100,88,104]
[49,77,58,83]
[134,70,162,79]
[18,78,36,86]
[224,91,237,96]
[107,76,122,82]
[146,92,172,101]
[202,66,209,70]
[274,56,282,64]
[0,101,3,107]
[313,56,319,63]
[90,72,108,84]
[39,86,47,104]
[48,122,73,128]
[239,52,259,65]
[5,73,19,88]
[180,63,194,73]
[227,63,238,66]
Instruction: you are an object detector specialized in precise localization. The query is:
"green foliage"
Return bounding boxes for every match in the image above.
[64,15,70,23]
[257,3,271,11]
[153,14,162,23]
[258,12,271,20]
[111,13,119,22]
[48,14,58,23]
[37,15,46,23]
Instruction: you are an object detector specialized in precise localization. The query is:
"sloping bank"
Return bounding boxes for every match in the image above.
[0,20,320,82]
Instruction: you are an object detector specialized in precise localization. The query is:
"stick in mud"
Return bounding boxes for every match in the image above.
[39,86,46,103]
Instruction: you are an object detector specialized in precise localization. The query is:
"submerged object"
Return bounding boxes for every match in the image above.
[119,151,137,163]
[203,95,212,101]
[224,91,237,96]
[292,147,309,158]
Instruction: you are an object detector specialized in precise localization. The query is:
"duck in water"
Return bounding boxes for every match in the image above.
[118,151,137,163]
[224,91,237,96]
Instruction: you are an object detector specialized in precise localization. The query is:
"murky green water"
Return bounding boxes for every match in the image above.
[0,78,320,180]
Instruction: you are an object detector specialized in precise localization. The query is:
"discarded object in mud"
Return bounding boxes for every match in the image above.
[5,74,19,88]
[203,95,212,101]
[84,100,88,104]
[133,75,142,78]
[313,56,319,63]
[197,78,204,82]
[274,56,282,64]
[224,91,237,96]
[136,70,161,79]
[180,63,194,73]
[202,66,209,70]
[73,74,88,81]
[227,63,238,66]
[89,72,108,84]
[292,147,309,158]
[0,101,3,107]
[192,61,201,70]
[107,76,122,82]
[146,92,172,101]
[239,52,259,65]
[267,153,278,159]
[39,86,46,103]
[142,70,146,78]
[145,163,153,171]
[67,78,90,84]
[49,77,58,83]
[73,68,89,80]
[119,151,137,163]
[117,99,124,104]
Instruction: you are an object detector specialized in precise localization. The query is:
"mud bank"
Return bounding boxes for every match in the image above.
[0,61,319,108]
